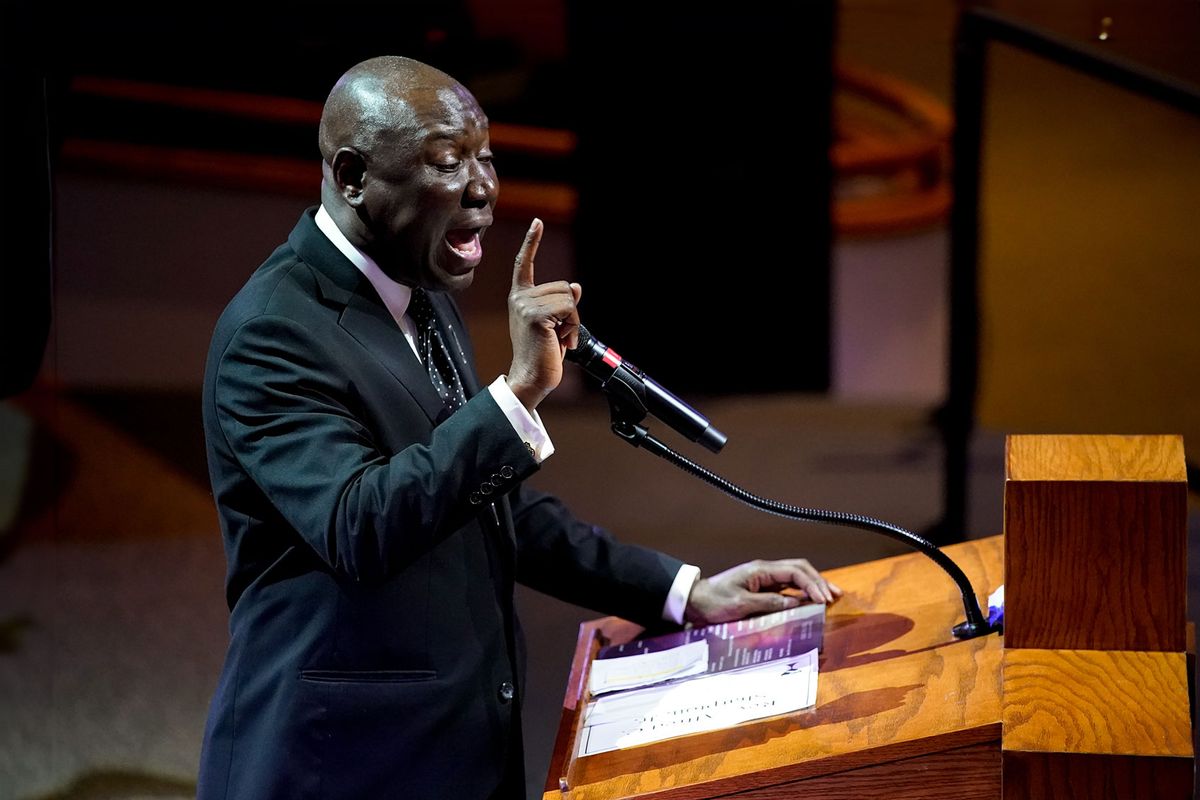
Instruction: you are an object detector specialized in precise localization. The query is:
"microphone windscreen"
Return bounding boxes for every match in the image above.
[566,324,597,363]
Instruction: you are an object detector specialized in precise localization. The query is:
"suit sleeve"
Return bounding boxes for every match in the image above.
[393,293,680,624]
[509,484,683,627]
[211,313,538,582]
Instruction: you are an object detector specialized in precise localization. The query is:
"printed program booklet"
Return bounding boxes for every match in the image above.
[589,602,825,695]
[581,603,826,755]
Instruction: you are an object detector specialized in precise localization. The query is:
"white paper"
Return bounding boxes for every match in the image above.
[580,648,819,755]
[588,640,709,695]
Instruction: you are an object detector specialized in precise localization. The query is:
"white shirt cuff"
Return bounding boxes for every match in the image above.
[662,563,701,625]
[488,376,555,462]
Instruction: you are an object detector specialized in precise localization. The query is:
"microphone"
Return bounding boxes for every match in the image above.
[566,325,727,453]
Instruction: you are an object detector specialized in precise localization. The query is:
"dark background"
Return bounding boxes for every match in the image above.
[2,2,1199,798]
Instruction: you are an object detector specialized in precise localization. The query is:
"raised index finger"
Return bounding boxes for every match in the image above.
[512,218,544,289]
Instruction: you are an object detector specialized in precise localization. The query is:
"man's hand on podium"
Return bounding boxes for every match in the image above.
[683,559,843,625]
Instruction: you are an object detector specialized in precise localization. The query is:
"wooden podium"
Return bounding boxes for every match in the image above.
[544,435,1193,799]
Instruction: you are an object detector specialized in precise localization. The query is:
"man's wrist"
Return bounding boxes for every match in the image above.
[504,368,548,412]
[662,564,701,625]
[488,376,555,462]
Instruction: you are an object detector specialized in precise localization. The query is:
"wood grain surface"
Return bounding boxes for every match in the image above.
[1002,752,1193,800]
[544,537,1006,800]
[1004,481,1186,651]
[1004,434,1187,652]
[786,742,1000,800]
[1002,649,1192,757]
[1005,435,1186,483]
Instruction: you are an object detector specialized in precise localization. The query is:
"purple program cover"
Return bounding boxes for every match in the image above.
[596,603,825,676]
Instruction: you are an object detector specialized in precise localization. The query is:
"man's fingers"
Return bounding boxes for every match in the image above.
[739,590,801,617]
[694,558,842,623]
[792,566,836,604]
[756,560,836,604]
[520,291,577,326]
[768,569,829,603]
[563,282,581,325]
[561,283,583,349]
[512,218,543,290]
[557,316,581,351]
[514,280,581,341]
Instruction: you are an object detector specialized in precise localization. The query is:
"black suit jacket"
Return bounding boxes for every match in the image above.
[196,209,682,800]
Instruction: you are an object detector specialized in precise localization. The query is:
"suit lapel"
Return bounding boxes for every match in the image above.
[287,209,447,426]
[333,280,517,555]
[290,211,515,556]
[338,292,448,425]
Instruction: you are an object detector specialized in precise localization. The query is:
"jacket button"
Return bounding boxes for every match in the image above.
[469,492,482,505]
[500,465,514,479]
[498,681,515,704]
[479,482,494,495]
[489,473,504,485]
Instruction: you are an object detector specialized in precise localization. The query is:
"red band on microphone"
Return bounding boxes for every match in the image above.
[601,348,622,369]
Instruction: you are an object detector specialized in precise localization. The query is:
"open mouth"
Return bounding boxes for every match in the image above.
[445,228,483,261]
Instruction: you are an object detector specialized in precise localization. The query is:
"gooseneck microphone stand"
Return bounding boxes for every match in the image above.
[586,350,998,641]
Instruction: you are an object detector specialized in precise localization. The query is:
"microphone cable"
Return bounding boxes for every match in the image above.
[610,420,995,639]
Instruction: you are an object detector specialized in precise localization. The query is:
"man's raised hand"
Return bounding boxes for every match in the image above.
[506,218,582,412]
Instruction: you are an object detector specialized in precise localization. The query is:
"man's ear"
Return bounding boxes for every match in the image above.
[331,147,368,207]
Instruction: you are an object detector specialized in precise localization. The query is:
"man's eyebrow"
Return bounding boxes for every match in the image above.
[425,127,467,140]
[423,123,491,143]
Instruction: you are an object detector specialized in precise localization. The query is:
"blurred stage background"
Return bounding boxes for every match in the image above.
[1,1,1198,798]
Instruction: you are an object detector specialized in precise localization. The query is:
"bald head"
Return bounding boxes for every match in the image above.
[318,56,463,164]
[315,56,498,292]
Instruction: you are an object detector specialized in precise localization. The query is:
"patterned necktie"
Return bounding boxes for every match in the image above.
[407,288,468,412]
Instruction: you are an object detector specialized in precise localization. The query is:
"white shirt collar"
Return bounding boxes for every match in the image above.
[314,204,413,325]
[314,209,560,466]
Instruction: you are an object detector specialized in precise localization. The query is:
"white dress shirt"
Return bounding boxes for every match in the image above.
[313,204,699,623]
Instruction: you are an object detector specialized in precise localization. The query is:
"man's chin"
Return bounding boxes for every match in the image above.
[429,266,475,293]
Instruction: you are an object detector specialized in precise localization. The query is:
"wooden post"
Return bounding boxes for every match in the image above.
[1001,435,1192,799]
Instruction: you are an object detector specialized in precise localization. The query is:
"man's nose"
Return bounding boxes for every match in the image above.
[462,161,496,208]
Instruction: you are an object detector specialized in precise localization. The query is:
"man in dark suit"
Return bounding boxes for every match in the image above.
[197,56,840,799]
